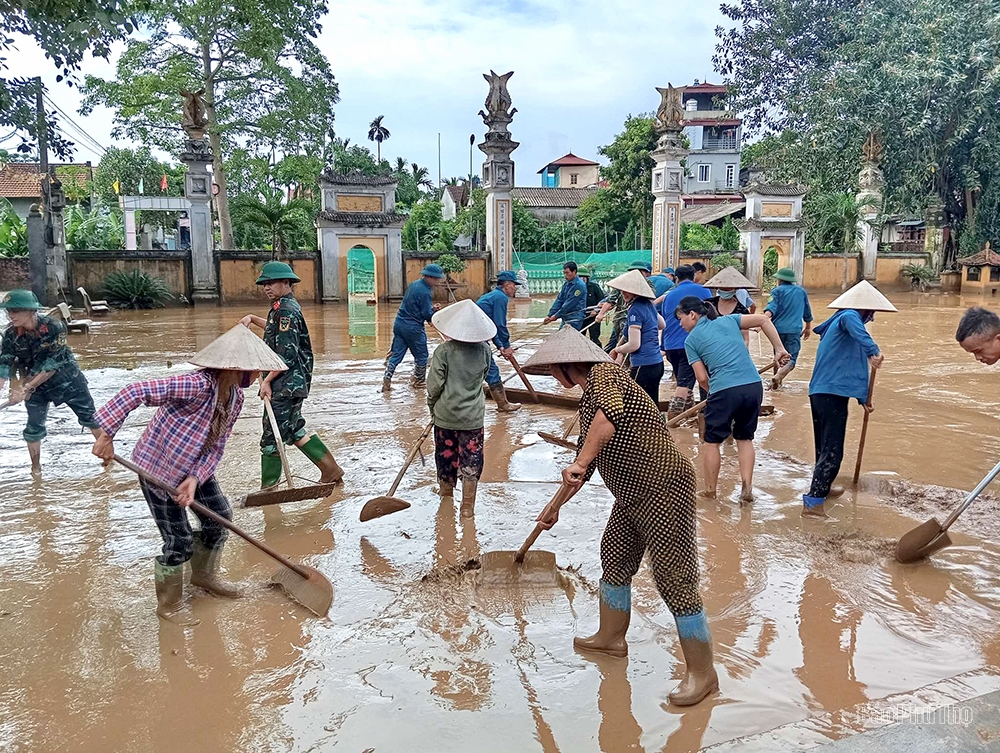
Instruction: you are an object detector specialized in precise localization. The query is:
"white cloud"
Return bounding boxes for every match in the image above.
[12,0,728,183]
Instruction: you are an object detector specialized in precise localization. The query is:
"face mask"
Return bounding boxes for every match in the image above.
[718,290,736,300]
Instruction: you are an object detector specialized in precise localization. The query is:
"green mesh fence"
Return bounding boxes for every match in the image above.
[513,250,653,294]
[347,246,375,295]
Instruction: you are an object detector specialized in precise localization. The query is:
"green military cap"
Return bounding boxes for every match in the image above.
[774,267,797,282]
[0,289,43,310]
[255,261,301,284]
[577,265,593,277]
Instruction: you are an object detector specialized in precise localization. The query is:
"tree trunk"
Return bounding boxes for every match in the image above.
[201,43,234,250]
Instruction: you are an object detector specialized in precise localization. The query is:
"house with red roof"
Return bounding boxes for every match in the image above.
[0,161,93,218]
[537,153,600,189]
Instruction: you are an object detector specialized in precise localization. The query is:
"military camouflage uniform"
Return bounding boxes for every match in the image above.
[261,294,313,455]
[0,315,99,441]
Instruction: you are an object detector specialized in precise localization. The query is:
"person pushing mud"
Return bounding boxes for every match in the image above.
[523,327,718,707]
[383,263,445,391]
[0,289,102,475]
[239,261,344,490]
[476,269,524,412]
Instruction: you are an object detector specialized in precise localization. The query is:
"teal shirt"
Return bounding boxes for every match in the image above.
[684,315,760,393]
[426,340,491,430]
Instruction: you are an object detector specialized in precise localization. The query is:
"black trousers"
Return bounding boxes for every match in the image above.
[809,393,850,498]
[630,361,664,406]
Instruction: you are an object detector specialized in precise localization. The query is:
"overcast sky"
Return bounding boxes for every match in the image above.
[12,0,731,187]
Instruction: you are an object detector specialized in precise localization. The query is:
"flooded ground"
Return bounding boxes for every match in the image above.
[3,290,1000,752]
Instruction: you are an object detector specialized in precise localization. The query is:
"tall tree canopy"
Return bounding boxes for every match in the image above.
[715,0,1000,255]
[80,0,339,249]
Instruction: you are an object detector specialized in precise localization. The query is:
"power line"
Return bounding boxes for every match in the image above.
[41,93,107,157]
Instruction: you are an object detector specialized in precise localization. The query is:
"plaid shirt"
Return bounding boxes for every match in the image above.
[95,370,245,487]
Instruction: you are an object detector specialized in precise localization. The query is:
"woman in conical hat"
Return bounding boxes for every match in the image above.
[91,325,287,626]
[606,269,666,403]
[803,280,895,518]
[522,327,717,707]
[704,267,756,347]
[427,299,497,518]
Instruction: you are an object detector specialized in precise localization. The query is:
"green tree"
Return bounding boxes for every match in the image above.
[715,0,1000,257]
[368,115,390,162]
[576,188,632,249]
[230,190,313,258]
[80,0,340,250]
[810,192,874,290]
[403,199,454,252]
[454,188,541,255]
[93,146,185,205]
[598,115,659,237]
[64,204,125,250]
[0,200,28,257]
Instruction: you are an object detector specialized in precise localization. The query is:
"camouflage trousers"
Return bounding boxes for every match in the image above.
[261,396,308,455]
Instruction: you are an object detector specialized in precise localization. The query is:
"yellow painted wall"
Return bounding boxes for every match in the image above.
[219,257,319,302]
[71,257,189,300]
[803,256,849,289]
[940,271,962,292]
[404,258,489,302]
[960,266,1000,296]
[875,255,929,287]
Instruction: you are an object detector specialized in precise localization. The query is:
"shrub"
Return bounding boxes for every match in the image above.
[103,270,173,309]
[901,263,935,291]
[709,251,744,272]
[435,252,466,275]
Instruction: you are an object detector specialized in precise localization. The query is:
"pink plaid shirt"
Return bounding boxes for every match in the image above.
[96,370,246,487]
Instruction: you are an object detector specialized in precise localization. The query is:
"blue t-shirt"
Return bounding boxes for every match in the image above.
[625,298,662,366]
[395,279,435,328]
[765,283,813,335]
[476,287,510,349]
[651,274,674,297]
[660,280,712,351]
[684,315,761,393]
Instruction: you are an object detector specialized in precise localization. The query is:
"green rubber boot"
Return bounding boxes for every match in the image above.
[261,453,283,490]
[299,434,344,483]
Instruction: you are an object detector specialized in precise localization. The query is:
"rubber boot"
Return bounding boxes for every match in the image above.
[154,561,200,627]
[460,478,477,518]
[489,383,521,412]
[574,580,631,658]
[438,479,455,503]
[299,434,344,483]
[412,364,427,387]
[771,363,794,391]
[666,396,686,421]
[668,610,719,706]
[261,453,283,490]
[802,493,827,518]
[27,441,41,476]
[189,535,241,599]
[381,377,392,393]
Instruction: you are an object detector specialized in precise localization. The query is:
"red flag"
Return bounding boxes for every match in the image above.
[160,173,168,191]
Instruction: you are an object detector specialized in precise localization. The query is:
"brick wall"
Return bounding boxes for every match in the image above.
[0,257,30,290]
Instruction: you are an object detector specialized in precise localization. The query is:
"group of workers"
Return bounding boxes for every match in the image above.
[4,251,987,709]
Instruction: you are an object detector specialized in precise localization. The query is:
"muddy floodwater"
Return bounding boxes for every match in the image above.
[4,291,1000,752]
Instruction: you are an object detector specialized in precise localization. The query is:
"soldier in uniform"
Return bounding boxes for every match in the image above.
[476,269,523,412]
[543,261,588,330]
[0,289,101,475]
[383,263,445,392]
[239,262,344,489]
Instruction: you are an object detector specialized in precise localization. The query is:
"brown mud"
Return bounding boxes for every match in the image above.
[3,292,1000,751]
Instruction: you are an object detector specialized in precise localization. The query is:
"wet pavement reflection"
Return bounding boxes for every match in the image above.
[2,291,1000,751]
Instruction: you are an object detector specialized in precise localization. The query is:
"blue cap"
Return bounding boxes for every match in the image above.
[421,264,445,279]
[664,267,675,274]
[496,270,521,284]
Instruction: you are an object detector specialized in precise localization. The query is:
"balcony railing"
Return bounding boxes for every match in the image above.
[701,137,738,150]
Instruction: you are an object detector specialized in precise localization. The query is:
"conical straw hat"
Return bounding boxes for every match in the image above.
[522,326,615,376]
[432,298,497,343]
[704,266,756,289]
[606,269,655,298]
[189,324,289,371]
[827,279,898,312]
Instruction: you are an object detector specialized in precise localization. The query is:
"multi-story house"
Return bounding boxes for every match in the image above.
[681,81,742,204]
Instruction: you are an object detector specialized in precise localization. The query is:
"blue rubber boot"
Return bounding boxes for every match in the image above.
[802,494,827,517]
[574,580,631,657]
[669,610,719,706]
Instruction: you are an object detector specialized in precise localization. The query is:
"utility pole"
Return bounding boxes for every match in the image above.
[437,133,442,189]
[469,134,475,186]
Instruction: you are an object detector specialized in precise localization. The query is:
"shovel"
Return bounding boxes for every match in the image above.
[852,366,877,484]
[359,420,434,521]
[478,483,575,586]
[538,414,579,451]
[505,351,539,403]
[113,454,333,617]
[895,458,1000,563]
[242,396,340,507]
[666,361,776,428]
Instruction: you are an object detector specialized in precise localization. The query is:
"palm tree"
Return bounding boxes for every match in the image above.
[394,156,408,176]
[368,115,390,162]
[810,192,877,290]
[230,191,312,260]
[411,163,433,190]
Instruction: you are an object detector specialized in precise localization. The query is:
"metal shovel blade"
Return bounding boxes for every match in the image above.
[477,549,560,587]
[537,431,577,451]
[895,517,953,563]
[359,495,411,522]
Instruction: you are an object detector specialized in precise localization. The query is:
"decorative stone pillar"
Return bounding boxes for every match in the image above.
[856,130,885,280]
[27,204,46,304]
[925,201,947,273]
[179,139,218,301]
[478,71,518,276]
[44,175,68,304]
[650,85,688,272]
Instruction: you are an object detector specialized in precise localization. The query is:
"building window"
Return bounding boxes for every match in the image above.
[570,173,578,185]
[697,164,711,183]
[725,164,736,188]
[991,267,1000,282]
[968,266,981,282]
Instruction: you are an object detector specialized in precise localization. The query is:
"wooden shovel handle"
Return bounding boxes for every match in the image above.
[386,420,434,497]
[515,483,575,563]
[852,366,877,484]
[113,454,309,579]
[561,414,580,441]
[665,361,775,429]
[505,352,539,403]
[263,394,295,489]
